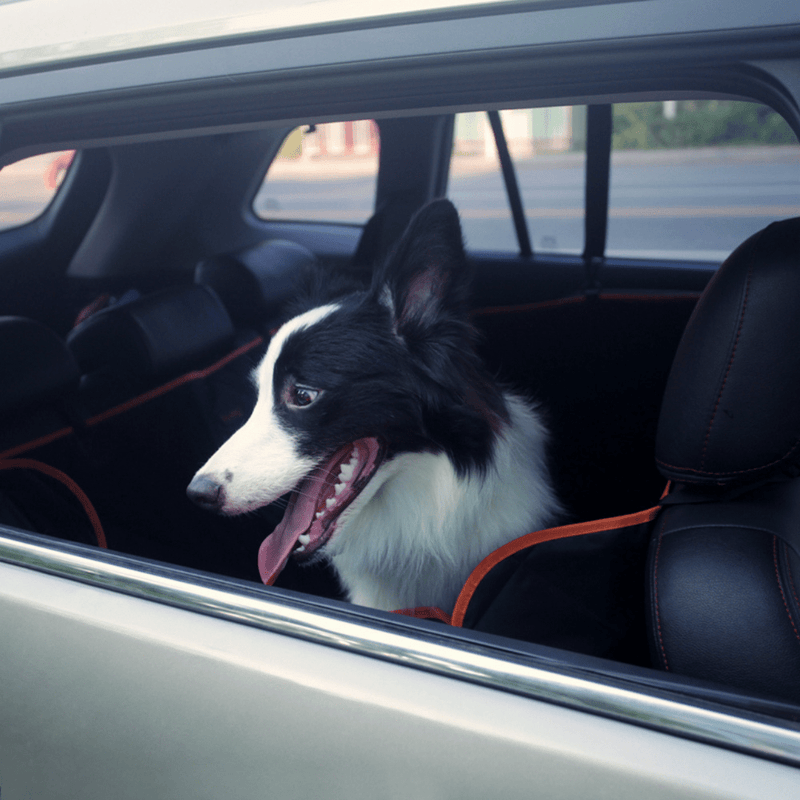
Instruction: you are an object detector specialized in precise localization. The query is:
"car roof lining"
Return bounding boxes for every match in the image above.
[0,77,772,282]
[1,50,798,165]
[49,75,796,282]
[65,128,285,280]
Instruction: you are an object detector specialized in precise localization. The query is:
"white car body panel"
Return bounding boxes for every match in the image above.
[1,554,799,799]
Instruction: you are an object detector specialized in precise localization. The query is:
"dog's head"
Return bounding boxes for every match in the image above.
[187,199,507,582]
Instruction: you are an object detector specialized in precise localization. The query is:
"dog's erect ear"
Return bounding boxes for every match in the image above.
[374,199,471,334]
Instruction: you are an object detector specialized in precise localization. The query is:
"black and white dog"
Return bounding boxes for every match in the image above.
[187,200,560,612]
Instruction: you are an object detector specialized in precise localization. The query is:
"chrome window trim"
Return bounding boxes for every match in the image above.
[2,527,799,767]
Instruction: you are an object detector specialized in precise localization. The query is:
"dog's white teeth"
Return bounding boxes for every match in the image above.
[315,510,324,519]
[338,462,354,481]
[295,544,306,553]
[326,497,337,509]
[334,481,346,496]
[298,533,311,545]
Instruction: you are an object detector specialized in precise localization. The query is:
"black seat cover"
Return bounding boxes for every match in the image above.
[0,316,79,454]
[0,317,78,422]
[195,239,317,332]
[0,317,105,546]
[657,217,800,485]
[650,217,800,702]
[452,218,800,704]
[67,284,235,414]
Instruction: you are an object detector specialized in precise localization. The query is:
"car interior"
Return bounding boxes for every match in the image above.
[1,79,800,726]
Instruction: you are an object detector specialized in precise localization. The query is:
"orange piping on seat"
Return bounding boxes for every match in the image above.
[472,291,701,319]
[0,425,74,462]
[473,295,587,318]
[598,292,701,303]
[0,458,107,549]
[450,505,662,628]
[393,606,452,624]
[84,335,264,427]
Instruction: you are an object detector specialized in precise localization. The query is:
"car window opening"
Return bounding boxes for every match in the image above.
[0,150,76,232]
[1,79,800,769]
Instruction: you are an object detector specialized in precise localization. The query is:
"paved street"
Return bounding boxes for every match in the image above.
[256,146,800,261]
[3,146,798,261]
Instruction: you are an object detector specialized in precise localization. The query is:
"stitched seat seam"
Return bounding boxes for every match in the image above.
[652,513,670,671]
[773,535,800,646]
[699,258,753,471]
[655,434,800,477]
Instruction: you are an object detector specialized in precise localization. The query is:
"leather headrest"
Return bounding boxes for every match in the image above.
[0,317,79,417]
[67,285,234,385]
[195,239,317,329]
[656,217,800,485]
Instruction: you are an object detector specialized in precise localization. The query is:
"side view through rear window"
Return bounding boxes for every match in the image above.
[449,100,799,261]
[0,151,76,231]
[253,120,379,225]
[607,100,800,261]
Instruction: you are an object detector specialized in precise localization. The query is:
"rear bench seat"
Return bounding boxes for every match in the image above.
[194,238,318,335]
[474,291,700,523]
[67,283,258,448]
[0,316,105,547]
[0,239,334,588]
[65,283,272,577]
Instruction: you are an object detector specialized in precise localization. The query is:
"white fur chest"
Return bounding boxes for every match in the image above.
[326,396,561,612]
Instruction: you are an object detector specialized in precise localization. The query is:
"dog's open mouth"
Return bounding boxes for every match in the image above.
[258,437,385,585]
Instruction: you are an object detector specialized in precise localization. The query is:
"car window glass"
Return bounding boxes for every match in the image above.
[607,100,800,262]
[0,150,76,232]
[449,107,586,254]
[253,120,379,224]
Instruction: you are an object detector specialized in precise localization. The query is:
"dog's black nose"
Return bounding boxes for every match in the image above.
[187,475,224,510]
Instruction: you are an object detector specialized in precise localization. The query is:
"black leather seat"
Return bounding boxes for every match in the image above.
[0,316,105,547]
[0,316,79,457]
[64,283,277,577]
[452,216,800,704]
[195,239,317,334]
[649,216,800,702]
[67,284,236,416]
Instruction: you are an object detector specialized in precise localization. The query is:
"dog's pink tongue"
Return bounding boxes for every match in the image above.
[258,438,382,585]
[257,478,317,585]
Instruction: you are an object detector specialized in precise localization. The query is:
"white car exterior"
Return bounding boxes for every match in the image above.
[1,2,800,797]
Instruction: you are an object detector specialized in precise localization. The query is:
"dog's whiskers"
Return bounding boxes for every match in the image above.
[272,485,330,507]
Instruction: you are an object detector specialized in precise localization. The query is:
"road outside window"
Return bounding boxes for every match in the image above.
[607,101,800,261]
[0,151,75,232]
[253,121,379,224]
[450,107,587,254]
[449,101,800,262]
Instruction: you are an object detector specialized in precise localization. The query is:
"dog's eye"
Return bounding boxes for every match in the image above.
[286,384,320,409]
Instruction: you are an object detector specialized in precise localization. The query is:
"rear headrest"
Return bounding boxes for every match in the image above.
[195,239,317,329]
[0,317,78,417]
[67,285,235,385]
[656,217,800,486]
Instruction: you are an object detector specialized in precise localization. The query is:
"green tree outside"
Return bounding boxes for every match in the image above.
[612,100,796,150]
